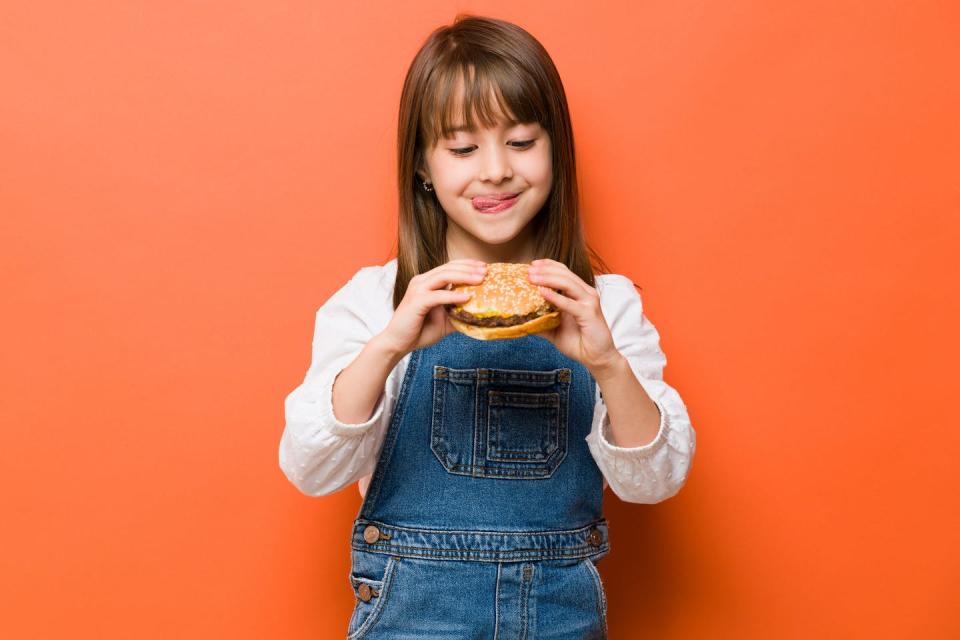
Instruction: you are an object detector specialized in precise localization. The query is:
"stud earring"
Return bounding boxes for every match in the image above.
[421,179,433,192]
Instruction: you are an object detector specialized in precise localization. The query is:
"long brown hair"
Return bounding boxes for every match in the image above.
[390,14,619,309]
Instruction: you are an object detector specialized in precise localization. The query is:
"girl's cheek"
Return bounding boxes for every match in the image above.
[441,164,477,185]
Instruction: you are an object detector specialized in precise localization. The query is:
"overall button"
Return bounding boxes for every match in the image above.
[587,528,602,546]
[363,525,381,544]
[357,583,378,602]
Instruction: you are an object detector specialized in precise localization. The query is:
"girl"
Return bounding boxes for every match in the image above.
[280,14,696,639]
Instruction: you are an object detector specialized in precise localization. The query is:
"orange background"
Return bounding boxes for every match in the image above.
[2,1,958,638]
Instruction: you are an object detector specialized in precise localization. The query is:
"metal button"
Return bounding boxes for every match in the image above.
[357,583,377,602]
[363,525,381,544]
[587,528,602,546]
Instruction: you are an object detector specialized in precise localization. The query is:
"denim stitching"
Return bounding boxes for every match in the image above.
[472,369,480,477]
[356,519,606,536]
[346,556,397,640]
[493,562,502,640]
[360,350,422,516]
[429,366,572,479]
[519,563,532,640]
[487,391,560,461]
[583,558,608,636]
[349,544,608,562]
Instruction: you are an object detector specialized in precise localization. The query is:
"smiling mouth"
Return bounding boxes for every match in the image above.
[471,192,522,213]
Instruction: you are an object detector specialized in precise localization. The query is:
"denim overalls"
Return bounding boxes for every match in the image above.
[346,330,610,639]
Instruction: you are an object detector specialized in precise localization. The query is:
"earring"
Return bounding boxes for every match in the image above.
[421,179,433,192]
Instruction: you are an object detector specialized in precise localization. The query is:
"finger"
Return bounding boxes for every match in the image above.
[418,265,486,291]
[529,261,593,298]
[535,285,578,316]
[413,288,473,315]
[530,258,562,270]
[438,266,487,290]
[527,269,592,302]
[421,260,485,281]
[430,289,474,307]
[441,263,485,276]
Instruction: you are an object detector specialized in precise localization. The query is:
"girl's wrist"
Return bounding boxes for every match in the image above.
[369,332,408,367]
[588,352,628,384]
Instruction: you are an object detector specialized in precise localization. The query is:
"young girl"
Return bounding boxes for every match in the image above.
[279,14,696,639]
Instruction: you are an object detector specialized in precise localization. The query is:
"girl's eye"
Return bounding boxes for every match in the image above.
[449,140,536,157]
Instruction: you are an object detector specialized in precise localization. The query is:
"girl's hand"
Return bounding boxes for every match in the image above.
[527,259,622,374]
[378,259,487,356]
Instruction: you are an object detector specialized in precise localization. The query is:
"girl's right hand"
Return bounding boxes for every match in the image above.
[378,259,488,356]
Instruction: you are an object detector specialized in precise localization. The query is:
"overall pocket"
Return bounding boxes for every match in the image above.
[346,552,398,640]
[582,558,608,635]
[431,366,571,479]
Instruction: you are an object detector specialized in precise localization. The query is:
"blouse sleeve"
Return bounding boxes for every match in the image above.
[278,267,399,497]
[585,275,697,504]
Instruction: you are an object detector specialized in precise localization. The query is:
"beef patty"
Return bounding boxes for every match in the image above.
[447,307,546,328]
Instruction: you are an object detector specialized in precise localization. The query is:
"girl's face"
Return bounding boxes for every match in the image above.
[418,110,553,264]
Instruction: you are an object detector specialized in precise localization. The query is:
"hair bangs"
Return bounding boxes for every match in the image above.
[420,58,546,147]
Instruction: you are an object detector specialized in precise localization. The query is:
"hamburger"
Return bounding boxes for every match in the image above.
[445,262,561,340]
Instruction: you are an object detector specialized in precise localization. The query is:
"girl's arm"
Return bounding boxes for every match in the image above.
[331,334,404,425]
[279,267,403,497]
[585,276,697,504]
[590,354,662,448]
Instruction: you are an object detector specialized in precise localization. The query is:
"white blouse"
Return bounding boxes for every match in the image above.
[279,259,696,504]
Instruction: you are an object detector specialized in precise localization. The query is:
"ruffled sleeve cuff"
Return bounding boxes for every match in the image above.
[316,364,388,438]
[585,378,695,503]
[590,394,670,458]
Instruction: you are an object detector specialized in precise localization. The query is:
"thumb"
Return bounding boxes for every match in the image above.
[429,304,449,334]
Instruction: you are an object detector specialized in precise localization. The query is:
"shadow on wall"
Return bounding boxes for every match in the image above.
[601,494,733,634]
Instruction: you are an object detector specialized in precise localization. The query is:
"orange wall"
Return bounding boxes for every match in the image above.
[2,1,958,638]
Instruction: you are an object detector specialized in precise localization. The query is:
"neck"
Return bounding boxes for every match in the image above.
[445,223,538,264]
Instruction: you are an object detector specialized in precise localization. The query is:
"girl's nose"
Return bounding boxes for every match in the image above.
[478,145,513,183]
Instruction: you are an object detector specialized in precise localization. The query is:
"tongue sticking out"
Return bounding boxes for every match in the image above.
[472,194,516,209]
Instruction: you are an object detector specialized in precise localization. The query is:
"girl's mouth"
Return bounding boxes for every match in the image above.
[471,192,521,214]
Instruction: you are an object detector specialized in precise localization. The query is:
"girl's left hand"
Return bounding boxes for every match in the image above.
[526,259,622,374]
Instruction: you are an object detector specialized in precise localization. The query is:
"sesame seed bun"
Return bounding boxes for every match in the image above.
[445,262,561,341]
